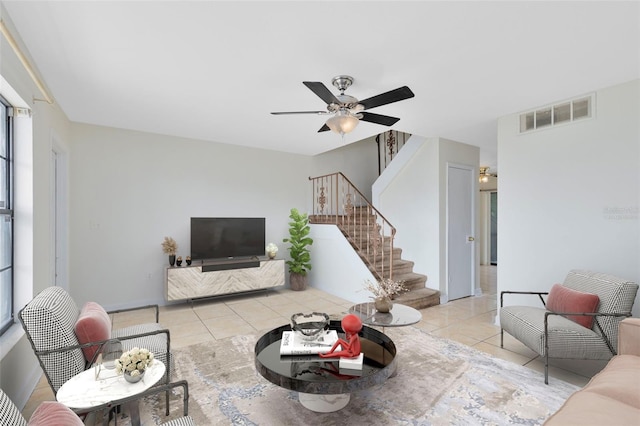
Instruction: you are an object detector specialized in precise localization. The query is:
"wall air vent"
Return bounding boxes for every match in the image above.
[519,93,594,133]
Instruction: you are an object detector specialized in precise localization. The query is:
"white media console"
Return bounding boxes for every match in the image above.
[164,258,285,302]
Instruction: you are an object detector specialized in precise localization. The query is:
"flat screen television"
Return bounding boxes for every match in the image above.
[190,217,265,261]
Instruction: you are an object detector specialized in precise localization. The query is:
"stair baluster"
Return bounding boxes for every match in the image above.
[309,172,394,280]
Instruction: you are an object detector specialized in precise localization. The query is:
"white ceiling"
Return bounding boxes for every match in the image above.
[3,1,639,171]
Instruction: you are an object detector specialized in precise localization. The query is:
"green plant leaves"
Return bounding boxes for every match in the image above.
[282,208,313,275]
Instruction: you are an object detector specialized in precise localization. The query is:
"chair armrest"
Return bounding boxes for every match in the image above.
[500,290,549,308]
[618,317,640,356]
[107,304,160,323]
[543,312,631,356]
[35,329,171,360]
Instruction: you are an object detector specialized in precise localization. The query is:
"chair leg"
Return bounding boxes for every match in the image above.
[500,329,504,348]
[164,368,170,416]
[545,352,549,385]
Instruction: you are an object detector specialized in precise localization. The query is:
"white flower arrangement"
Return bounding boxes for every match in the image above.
[115,347,154,376]
[363,278,408,300]
[266,243,278,254]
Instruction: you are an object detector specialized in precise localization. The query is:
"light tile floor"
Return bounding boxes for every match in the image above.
[22,265,601,419]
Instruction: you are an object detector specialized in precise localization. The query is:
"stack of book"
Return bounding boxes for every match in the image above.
[280,330,339,355]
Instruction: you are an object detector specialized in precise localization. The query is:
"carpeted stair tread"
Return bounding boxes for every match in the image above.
[394,287,440,309]
[310,219,438,310]
[368,258,414,275]
[394,271,429,290]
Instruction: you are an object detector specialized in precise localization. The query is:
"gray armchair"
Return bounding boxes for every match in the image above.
[500,269,638,384]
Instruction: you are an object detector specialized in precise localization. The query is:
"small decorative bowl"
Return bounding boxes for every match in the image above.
[124,370,145,383]
[291,312,330,340]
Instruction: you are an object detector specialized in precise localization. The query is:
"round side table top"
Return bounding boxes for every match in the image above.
[349,302,422,327]
[56,360,166,410]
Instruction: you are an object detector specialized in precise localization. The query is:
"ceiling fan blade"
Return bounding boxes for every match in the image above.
[359,111,401,127]
[317,124,330,132]
[271,111,327,115]
[303,81,340,105]
[359,86,415,110]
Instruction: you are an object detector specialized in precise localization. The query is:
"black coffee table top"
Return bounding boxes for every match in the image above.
[255,320,396,395]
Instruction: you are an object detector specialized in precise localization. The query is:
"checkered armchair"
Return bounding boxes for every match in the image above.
[18,286,176,415]
[500,270,638,384]
[1,385,196,426]
[0,387,86,426]
[0,389,29,426]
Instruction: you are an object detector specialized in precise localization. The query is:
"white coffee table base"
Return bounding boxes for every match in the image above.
[298,392,350,412]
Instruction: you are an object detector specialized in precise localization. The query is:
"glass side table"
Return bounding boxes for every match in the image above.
[349,302,422,330]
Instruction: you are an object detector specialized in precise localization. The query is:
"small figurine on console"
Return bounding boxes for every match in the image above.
[319,314,362,359]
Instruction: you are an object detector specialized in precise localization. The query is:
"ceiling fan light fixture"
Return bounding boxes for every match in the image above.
[479,166,491,183]
[326,110,359,135]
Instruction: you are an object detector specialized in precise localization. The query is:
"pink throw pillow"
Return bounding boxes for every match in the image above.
[547,284,600,329]
[28,401,84,425]
[74,301,111,362]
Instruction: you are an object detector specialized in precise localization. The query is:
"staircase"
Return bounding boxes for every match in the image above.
[334,207,439,310]
[309,173,440,310]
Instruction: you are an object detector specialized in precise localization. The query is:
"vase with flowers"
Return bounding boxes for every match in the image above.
[115,347,154,383]
[161,236,178,266]
[363,278,408,313]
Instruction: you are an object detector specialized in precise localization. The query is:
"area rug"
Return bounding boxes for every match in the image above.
[124,326,579,425]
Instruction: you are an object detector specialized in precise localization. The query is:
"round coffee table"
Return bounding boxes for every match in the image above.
[349,302,422,329]
[255,320,396,412]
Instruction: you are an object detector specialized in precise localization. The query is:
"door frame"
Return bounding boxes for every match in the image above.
[445,162,477,301]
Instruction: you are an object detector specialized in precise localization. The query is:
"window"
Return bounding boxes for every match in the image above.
[0,96,13,336]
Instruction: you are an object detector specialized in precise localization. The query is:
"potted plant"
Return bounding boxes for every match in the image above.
[282,208,313,291]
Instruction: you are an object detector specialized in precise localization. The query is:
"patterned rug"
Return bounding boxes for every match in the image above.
[124,326,579,425]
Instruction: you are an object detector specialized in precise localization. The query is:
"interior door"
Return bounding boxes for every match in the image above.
[447,164,474,300]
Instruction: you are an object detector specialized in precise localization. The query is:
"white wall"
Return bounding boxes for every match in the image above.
[310,136,379,201]
[69,123,312,309]
[307,224,376,303]
[498,79,640,316]
[0,6,73,406]
[373,136,480,300]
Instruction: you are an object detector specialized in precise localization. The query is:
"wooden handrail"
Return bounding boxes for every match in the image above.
[308,172,395,280]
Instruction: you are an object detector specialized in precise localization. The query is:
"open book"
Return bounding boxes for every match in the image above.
[280,330,340,355]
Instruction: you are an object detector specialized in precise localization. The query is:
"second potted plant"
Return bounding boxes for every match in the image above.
[282,208,313,291]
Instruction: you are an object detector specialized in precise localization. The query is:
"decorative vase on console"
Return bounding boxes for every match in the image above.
[266,243,278,260]
[161,236,178,267]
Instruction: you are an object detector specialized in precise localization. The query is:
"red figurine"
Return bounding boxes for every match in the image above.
[318,314,362,358]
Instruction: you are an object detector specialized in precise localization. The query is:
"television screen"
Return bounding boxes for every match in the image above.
[191,217,265,261]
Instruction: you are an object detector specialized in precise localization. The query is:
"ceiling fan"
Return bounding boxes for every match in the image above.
[271,75,415,136]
